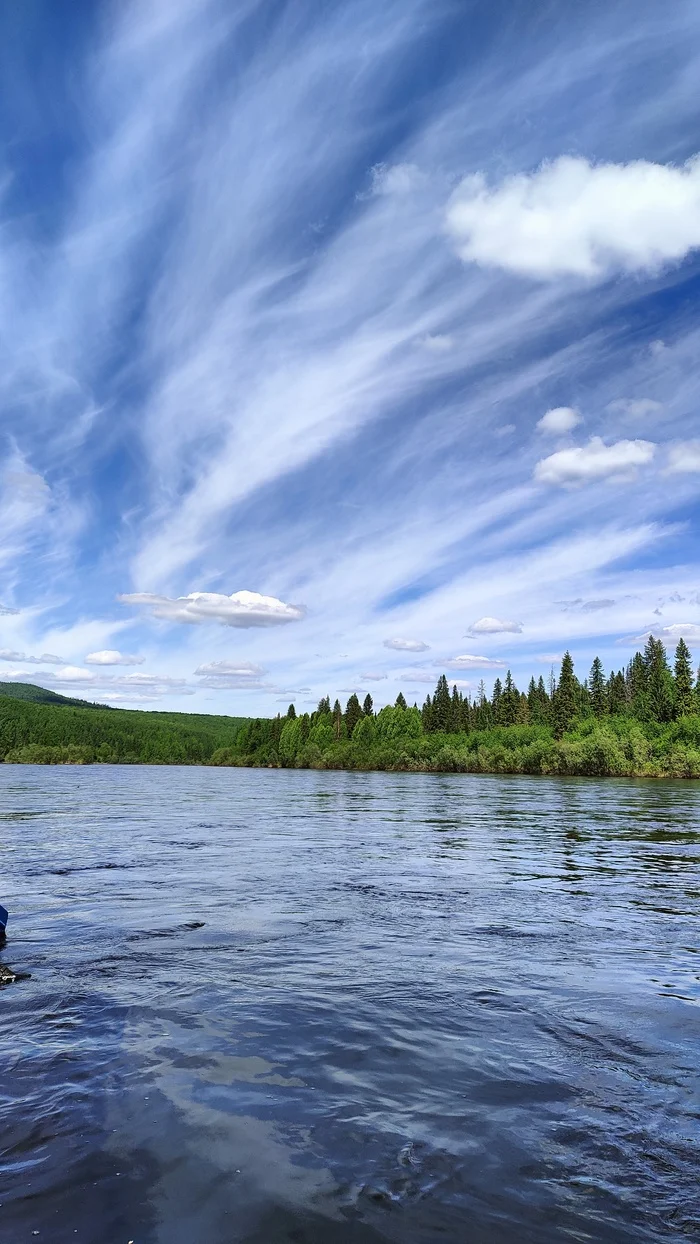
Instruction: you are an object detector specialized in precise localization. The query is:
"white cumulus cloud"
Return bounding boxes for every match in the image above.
[445,155,700,280]
[85,649,145,665]
[443,653,507,670]
[665,441,700,473]
[534,437,655,486]
[536,407,581,434]
[360,671,387,681]
[383,637,430,652]
[119,590,305,628]
[466,617,523,635]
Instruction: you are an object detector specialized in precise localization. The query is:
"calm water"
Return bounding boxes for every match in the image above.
[0,767,698,1244]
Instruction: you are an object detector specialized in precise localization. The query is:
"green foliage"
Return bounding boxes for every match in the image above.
[0,694,246,765]
[0,680,106,708]
[553,651,577,737]
[674,638,694,717]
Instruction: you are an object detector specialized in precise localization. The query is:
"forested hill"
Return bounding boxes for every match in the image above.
[0,692,248,765]
[0,681,106,709]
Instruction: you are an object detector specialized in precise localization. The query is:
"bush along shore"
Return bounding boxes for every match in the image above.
[220,639,700,778]
[1,639,700,777]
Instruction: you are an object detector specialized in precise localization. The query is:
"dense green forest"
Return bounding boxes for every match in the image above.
[2,637,700,776]
[226,638,700,778]
[0,694,246,765]
[0,680,107,709]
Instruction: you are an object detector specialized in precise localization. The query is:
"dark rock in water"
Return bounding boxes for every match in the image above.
[0,964,17,985]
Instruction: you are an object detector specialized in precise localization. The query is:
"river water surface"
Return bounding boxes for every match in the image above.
[0,766,698,1243]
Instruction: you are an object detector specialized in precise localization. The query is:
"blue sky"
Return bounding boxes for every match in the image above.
[1,0,700,712]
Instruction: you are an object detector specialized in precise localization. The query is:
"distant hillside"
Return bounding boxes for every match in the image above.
[0,692,250,765]
[0,681,106,709]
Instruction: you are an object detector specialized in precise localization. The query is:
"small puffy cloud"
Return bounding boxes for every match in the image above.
[536,407,581,434]
[120,590,305,628]
[620,623,700,646]
[466,617,523,635]
[534,436,655,486]
[85,649,145,666]
[383,637,430,652]
[665,441,700,473]
[0,649,65,664]
[194,660,267,690]
[607,398,663,419]
[360,671,387,681]
[397,670,435,684]
[443,654,507,670]
[445,155,700,280]
[194,660,265,678]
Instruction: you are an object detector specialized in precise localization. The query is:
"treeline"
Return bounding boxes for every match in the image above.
[0,696,246,765]
[223,639,700,778]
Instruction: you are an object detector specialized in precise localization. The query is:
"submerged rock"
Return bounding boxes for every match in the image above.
[0,964,17,985]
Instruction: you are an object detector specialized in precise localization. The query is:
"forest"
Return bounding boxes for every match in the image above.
[1,637,700,776]
[0,695,246,765]
[225,637,700,778]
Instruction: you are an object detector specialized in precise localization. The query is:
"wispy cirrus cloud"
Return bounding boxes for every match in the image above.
[1,0,700,714]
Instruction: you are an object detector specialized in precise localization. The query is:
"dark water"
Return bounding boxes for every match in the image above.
[0,768,698,1244]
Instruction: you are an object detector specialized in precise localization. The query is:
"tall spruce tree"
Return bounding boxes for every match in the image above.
[332,699,344,739]
[644,636,673,723]
[432,675,452,732]
[553,651,577,737]
[498,670,519,726]
[345,694,362,736]
[673,638,694,718]
[395,691,408,710]
[627,653,648,719]
[589,657,607,717]
[492,677,503,719]
[362,693,374,717]
[286,703,297,719]
[607,670,627,716]
[421,693,433,732]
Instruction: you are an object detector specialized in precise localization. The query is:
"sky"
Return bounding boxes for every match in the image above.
[1,0,700,715]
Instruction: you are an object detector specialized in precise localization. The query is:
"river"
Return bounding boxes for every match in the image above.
[0,766,698,1242]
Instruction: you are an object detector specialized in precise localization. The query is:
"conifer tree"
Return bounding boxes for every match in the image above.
[588,657,607,717]
[553,651,577,737]
[492,677,503,718]
[362,693,374,717]
[607,670,627,716]
[673,638,694,717]
[316,696,331,716]
[644,635,673,723]
[286,703,297,719]
[395,691,407,710]
[332,699,344,739]
[498,670,519,726]
[432,674,452,732]
[451,685,462,731]
[345,693,362,736]
[421,693,433,731]
[626,653,647,718]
